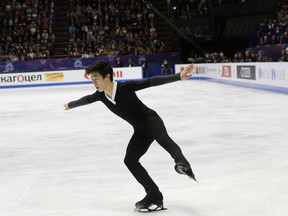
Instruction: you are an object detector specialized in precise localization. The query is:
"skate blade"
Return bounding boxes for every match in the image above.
[185,172,198,182]
[135,204,167,213]
[175,164,198,182]
[189,175,199,182]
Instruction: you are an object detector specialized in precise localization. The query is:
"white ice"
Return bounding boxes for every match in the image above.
[0,80,288,216]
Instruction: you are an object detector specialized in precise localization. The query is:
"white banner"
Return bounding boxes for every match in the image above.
[176,63,288,89]
[0,67,143,88]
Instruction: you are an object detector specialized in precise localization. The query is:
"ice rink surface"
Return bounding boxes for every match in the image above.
[1,80,288,216]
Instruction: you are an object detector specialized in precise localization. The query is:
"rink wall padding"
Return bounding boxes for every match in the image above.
[0,67,142,89]
[1,63,288,94]
[176,62,288,94]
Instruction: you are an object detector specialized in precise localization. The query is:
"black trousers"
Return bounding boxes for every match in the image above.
[124,110,188,195]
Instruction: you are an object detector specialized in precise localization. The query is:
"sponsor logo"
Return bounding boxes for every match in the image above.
[1,74,42,83]
[207,67,217,75]
[113,71,123,78]
[138,56,146,65]
[4,63,14,72]
[222,66,231,78]
[237,66,256,80]
[84,71,123,79]
[44,73,64,82]
[258,68,271,80]
[258,68,286,81]
[271,68,286,81]
[84,73,90,80]
[195,66,205,75]
[271,69,276,80]
[74,60,83,68]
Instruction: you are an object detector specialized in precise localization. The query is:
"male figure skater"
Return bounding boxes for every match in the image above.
[64,61,196,212]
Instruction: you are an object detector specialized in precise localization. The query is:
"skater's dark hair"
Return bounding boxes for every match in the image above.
[85,61,113,81]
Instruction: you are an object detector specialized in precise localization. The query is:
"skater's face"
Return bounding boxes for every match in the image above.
[90,71,110,92]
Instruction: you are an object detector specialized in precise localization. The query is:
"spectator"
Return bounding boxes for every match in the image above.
[279,47,288,61]
[161,59,173,75]
[128,57,135,67]
[218,52,229,63]
[257,50,267,62]
[141,57,149,77]
[232,51,243,62]
[250,52,257,62]
[115,57,124,67]
[244,50,253,62]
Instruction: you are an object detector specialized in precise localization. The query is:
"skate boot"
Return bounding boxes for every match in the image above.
[135,192,167,212]
[175,162,198,182]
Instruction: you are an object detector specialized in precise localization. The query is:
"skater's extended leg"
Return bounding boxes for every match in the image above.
[146,112,197,180]
[156,128,197,180]
[146,113,188,163]
[124,132,161,194]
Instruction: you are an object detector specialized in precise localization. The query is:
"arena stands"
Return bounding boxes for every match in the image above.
[65,0,164,58]
[0,0,287,63]
[256,0,288,46]
[0,0,55,61]
[170,0,287,63]
[169,0,210,20]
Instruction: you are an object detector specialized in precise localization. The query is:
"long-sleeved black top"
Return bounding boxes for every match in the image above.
[68,73,181,126]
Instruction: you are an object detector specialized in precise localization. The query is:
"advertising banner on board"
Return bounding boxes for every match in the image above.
[0,67,143,88]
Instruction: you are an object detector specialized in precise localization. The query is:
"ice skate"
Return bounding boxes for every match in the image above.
[175,162,198,182]
[135,193,167,212]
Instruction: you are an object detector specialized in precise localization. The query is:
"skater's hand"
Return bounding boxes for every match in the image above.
[180,64,194,80]
[64,104,70,110]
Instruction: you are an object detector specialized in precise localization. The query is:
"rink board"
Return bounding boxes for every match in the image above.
[176,62,288,94]
[1,62,288,94]
[0,67,142,89]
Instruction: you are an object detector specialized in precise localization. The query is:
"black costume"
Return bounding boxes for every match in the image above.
[68,73,189,196]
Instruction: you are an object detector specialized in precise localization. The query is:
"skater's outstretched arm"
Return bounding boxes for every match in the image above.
[126,64,195,91]
[64,93,99,110]
[150,63,194,86]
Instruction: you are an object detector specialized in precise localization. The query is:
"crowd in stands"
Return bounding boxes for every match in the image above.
[187,49,274,63]
[169,0,210,20]
[211,0,268,6]
[168,0,268,20]
[257,0,288,46]
[66,0,164,58]
[173,0,288,63]
[187,47,288,63]
[0,0,56,62]
[187,51,237,63]
[0,0,288,63]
